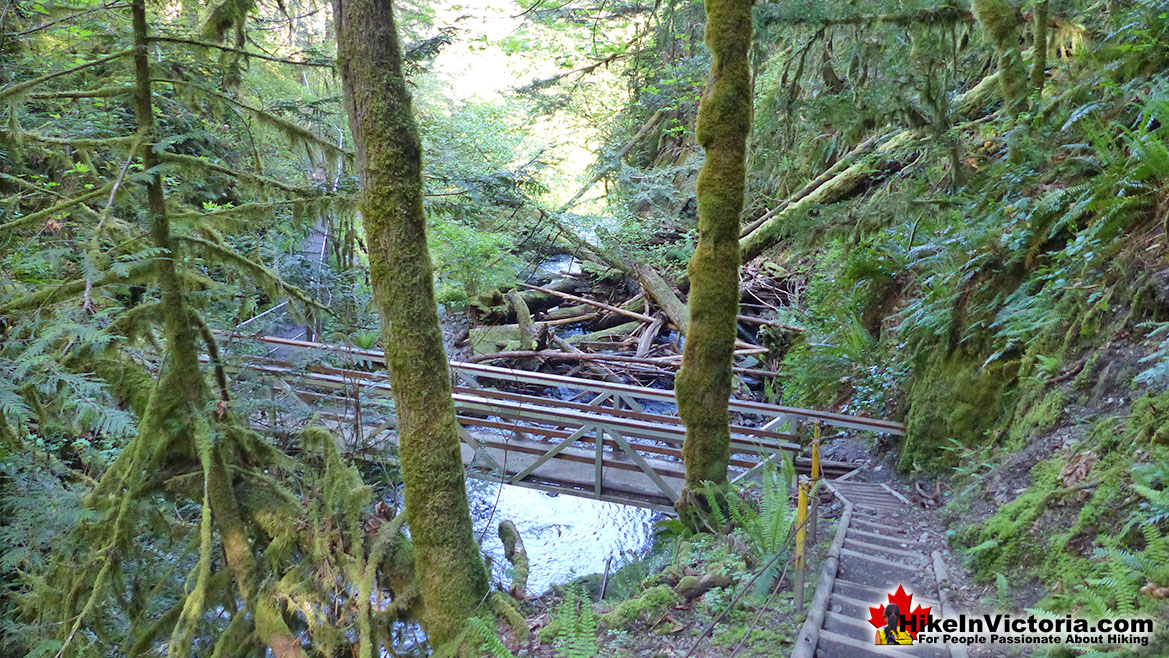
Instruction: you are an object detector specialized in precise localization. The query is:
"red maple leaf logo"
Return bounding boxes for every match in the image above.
[867,584,932,640]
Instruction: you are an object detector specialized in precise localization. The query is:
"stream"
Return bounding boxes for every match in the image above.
[468,478,659,594]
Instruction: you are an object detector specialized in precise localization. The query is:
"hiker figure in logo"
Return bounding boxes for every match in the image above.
[875,603,914,645]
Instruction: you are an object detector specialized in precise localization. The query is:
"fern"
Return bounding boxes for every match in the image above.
[699,480,729,528]
[552,585,598,658]
[467,617,515,658]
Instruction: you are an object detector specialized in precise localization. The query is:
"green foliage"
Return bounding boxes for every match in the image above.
[551,585,599,658]
[725,456,796,556]
[1135,323,1169,388]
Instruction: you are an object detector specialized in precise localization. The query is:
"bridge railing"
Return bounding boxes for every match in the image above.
[214,331,905,436]
[212,331,903,509]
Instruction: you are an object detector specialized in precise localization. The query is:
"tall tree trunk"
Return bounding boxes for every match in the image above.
[333,0,490,647]
[675,0,751,516]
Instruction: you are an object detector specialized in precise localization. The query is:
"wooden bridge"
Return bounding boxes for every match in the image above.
[215,332,905,511]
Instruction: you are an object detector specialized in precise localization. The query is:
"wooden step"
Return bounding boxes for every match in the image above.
[814,629,917,658]
[843,537,929,562]
[839,547,927,570]
[848,516,913,538]
[832,579,938,608]
[835,491,904,506]
[849,500,907,512]
[822,614,951,658]
[846,527,927,550]
[830,590,940,614]
[833,565,935,596]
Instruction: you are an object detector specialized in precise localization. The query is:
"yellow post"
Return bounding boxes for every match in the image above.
[809,422,821,546]
[794,477,809,612]
[811,421,822,480]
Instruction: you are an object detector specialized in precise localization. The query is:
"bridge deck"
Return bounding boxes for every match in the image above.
[214,332,905,509]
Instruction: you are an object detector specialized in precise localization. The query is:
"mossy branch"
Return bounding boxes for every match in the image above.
[174,233,327,314]
[170,197,346,223]
[0,184,114,233]
[160,152,321,196]
[0,261,154,314]
[763,6,974,28]
[0,50,132,103]
[146,36,333,67]
[155,79,354,161]
[498,520,529,599]
[29,85,133,100]
[5,127,138,148]
[167,421,216,658]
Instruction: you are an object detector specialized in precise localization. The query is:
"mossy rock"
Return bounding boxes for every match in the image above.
[598,584,681,628]
[467,325,524,356]
[900,349,1019,471]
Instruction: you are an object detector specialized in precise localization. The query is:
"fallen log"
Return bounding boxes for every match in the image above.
[739,68,1004,261]
[637,316,666,357]
[736,314,806,333]
[740,131,888,238]
[518,283,656,324]
[632,262,690,335]
[565,321,643,346]
[466,350,782,378]
[541,303,593,321]
[740,128,926,261]
[498,520,529,600]
[506,290,539,350]
[550,333,624,383]
[543,312,599,327]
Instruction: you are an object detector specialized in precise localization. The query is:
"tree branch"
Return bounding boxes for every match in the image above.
[0,49,132,103]
[146,36,333,67]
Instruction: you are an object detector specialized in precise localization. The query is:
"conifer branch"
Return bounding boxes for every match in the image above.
[30,85,133,99]
[761,6,974,28]
[8,128,138,148]
[154,78,353,160]
[1,1,127,38]
[170,197,351,222]
[0,263,154,314]
[174,233,328,312]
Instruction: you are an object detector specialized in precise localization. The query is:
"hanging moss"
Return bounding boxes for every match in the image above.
[676,0,752,516]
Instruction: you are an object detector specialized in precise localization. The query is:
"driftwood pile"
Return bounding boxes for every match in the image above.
[456,255,805,389]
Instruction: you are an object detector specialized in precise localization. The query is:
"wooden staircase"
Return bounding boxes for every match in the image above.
[792,478,967,658]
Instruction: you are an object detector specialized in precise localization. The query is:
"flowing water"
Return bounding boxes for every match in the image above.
[468,478,659,594]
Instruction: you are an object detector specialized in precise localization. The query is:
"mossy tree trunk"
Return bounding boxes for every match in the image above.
[333,0,490,647]
[675,0,751,517]
[130,4,307,656]
[1029,0,1049,96]
[971,0,1028,119]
